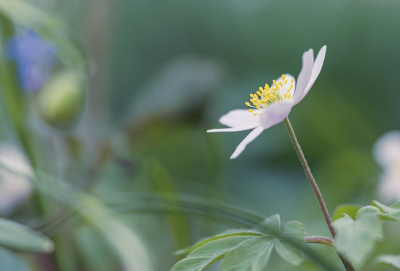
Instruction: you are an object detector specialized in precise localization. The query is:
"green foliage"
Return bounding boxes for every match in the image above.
[373,201,400,222]
[0,218,54,252]
[146,158,191,250]
[376,254,400,269]
[171,214,306,271]
[333,206,383,269]
[0,0,86,68]
[332,204,362,221]
[0,247,31,271]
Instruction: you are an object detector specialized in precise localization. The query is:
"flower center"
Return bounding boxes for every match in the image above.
[246,74,294,116]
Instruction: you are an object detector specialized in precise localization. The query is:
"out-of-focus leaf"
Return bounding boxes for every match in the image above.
[172,214,306,271]
[32,171,153,271]
[74,225,119,271]
[146,157,191,250]
[0,0,86,68]
[332,204,362,221]
[0,247,31,271]
[123,55,222,128]
[373,201,400,222]
[376,254,400,269]
[0,218,54,252]
[333,206,383,269]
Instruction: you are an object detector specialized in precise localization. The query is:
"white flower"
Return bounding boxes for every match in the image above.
[207,46,327,159]
[373,131,400,203]
[0,144,33,216]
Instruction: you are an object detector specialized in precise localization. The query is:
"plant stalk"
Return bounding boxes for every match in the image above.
[305,236,334,247]
[284,117,355,271]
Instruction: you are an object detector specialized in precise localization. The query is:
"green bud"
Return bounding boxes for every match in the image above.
[37,70,86,129]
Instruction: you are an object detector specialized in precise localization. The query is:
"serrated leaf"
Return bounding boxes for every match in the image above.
[171,215,306,271]
[333,206,383,269]
[332,204,362,221]
[175,230,262,256]
[171,236,255,271]
[275,221,306,266]
[220,236,273,271]
[376,254,400,269]
[0,218,54,253]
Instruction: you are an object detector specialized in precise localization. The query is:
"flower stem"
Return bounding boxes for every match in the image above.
[284,118,355,271]
[305,236,334,247]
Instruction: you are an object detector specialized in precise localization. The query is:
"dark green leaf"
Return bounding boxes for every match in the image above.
[333,206,383,269]
[332,204,362,221]
[0,218,54,253]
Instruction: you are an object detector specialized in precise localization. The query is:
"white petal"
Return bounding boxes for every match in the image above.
[274,74,296,99]
[293,49,314,104]
[219,109,261,128]
[298,45,327,103]
[260,101,294,129]
[207,125,259,133]
[230,126,264,159]
[373,131,400,167]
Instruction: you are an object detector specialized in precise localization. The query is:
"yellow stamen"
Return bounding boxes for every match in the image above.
[253,113,258,116]
[282,74,286,80]
[245,102,250,106]
[248,109,254,113]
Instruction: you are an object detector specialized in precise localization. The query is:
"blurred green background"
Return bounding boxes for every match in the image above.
[1,0,400,270]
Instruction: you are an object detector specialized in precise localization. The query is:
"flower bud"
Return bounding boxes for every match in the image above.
[37,70,86,129]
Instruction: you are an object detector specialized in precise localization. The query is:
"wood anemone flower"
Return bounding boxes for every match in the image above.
[208,46,327,159]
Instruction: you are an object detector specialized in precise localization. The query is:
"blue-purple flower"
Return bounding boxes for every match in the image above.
[7,30,57,93]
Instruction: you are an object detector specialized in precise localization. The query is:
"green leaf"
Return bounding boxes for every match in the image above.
[0,247,32,271]
[333,206,383,269]
[372,201,400,221]
[175,229,263,256]
[171,215,306,271]
[171,236,255,271]
[146,158,191,250]
[275,221,306,266]
[376,254,400,269]
[220,236,273,271]
[332,204,362,221]
[0,218,54,253]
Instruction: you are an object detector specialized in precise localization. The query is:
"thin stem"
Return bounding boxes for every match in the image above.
[305,236,334,247]
[284,118,355,271]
